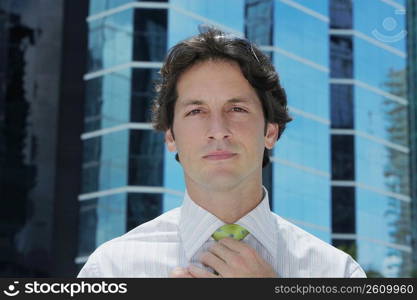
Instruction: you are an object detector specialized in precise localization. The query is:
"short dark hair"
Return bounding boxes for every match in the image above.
[152,27,292,167]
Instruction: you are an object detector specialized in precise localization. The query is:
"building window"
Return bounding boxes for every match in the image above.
[331,134,355,180]
[128,129,164,187]
[245,0,273,46]
[332,238,356,259]
[133,9,167,62]
[332,186,355,233]
[331,84,354,129]
[330,0,352,29]
[330,35,353,78]
[127,193,162,231]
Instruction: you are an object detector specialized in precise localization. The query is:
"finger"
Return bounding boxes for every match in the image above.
[209,241,238,263]
[188,265,219,278]
[200,251,228,275]
[170,267,194,278]
[218,237,250,253]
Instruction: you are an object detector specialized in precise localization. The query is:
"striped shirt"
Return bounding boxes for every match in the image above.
[78,187,366,277]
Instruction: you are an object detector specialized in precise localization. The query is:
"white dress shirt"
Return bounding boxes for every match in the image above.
[78,187,366,277]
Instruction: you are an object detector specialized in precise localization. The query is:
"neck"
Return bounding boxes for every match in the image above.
[185,175,264,224]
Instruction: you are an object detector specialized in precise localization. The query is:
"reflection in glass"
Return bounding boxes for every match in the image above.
[127,193,162,231]
[88,9,134,72]
[354,38,405,94]
[381,68,411,276]
[84,75,103,132]
[382,69,409,195]
[332,186,355,233]
[330,35,353,78]
[245,0,274,205]
[78,200,98,257]
[354,87,408,146]
[274,1,328,67]
[332,239,357,260]
[89,0,168,16]
[331,135,354,180]
[330,0,352,29]
[357,239,412,277]
[331,84,353,128]
[82,131,129,193]
[81,3,168,262]
[128,130,164,187]
[133,9,167,62]
[356,138,409,195]
[78,193,127,257]
[130,69,160,123]
[273,163,331,242]
[84,69,132,132]
[245,0,273,46]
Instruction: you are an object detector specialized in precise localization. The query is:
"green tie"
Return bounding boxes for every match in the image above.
[212,224,250,241]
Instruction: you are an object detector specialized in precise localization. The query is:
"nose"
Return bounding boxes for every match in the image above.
[207,112,232,141]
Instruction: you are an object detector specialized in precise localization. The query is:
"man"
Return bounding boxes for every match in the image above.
[78,28,366,278]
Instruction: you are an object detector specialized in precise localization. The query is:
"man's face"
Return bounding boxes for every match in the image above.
[165,59,279,190]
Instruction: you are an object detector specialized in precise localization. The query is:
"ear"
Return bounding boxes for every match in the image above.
[165,128,177,152]
[265,123,279,149]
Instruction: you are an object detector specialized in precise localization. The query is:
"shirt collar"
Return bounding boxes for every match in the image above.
[178,186,278,263]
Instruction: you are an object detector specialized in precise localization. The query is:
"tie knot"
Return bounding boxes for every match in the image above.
[212,224,249,241]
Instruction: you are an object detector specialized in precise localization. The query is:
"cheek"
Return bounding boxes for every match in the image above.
[234,123,266,150]
[174,124,201,154]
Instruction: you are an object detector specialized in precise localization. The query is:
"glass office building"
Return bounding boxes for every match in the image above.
[78,0,413,277]
[407,0,417,272]
[330,0,411,277]
[77,0,167,262]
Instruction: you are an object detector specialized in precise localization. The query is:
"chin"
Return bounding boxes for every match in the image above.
[203,165,238,177]
[201,171,246,188]
[203,180,240,192]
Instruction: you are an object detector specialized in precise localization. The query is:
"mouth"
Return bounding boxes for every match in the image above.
[203,151,237,161]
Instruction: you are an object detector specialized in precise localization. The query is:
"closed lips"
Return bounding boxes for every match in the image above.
[203,151,237,159]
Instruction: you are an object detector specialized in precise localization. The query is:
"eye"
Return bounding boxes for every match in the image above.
[231,107,248,113]
[186,109,202,116]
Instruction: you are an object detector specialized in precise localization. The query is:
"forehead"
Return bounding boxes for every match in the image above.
[175,59,259,106]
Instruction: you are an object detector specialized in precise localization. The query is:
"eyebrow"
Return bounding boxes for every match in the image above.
[179,97,251,108]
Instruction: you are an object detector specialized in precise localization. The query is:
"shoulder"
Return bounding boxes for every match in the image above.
[104,206,181,247]
[78,207,181,277]
[272,213,366,277]
[123,206,181,239]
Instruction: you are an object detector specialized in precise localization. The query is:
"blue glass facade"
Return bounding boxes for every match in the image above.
[78,0,413,277]
[330,0,411,277]
[272,0,331,243]
[406,0,417,273]
[78,0,167,260]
